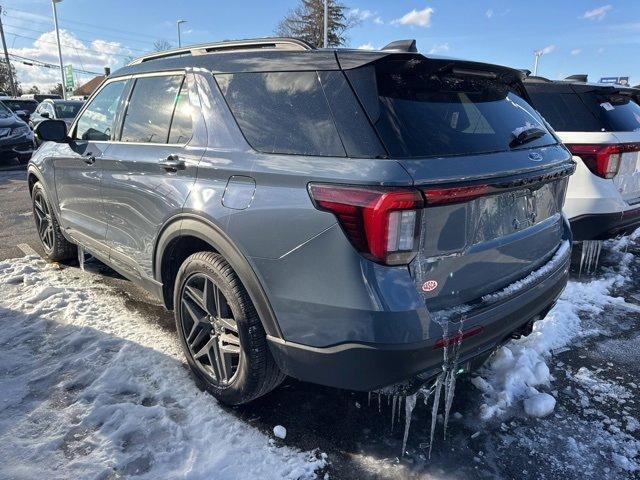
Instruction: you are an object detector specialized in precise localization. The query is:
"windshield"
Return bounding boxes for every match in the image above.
[54,102,83,118]
[346,59,555,158]
[3,100,37,114]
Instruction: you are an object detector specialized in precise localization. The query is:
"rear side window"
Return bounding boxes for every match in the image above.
[121,75,183,143]
[347,59,555,158]
[526,90,604,132]
[578,91,640,132]
[75,80,127,141]
[216,72,346,157]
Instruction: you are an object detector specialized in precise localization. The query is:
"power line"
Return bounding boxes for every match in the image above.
[9,53,102,76]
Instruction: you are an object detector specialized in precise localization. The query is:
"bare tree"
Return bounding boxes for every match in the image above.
[0,61,19,95]
[49,83,63,96]
[153,39,173,52]
[27,85,40,95]
[276,0,356,48]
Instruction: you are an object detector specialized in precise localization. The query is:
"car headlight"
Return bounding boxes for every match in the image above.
[11,126,30,137]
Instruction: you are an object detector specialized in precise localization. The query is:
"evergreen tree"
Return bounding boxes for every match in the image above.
[276,0,355,48]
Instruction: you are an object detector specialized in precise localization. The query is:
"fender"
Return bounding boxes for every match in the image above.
[154,214,283,339]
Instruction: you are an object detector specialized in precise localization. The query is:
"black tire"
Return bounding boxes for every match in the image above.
[31,181,77,262]
[174,251,285,405]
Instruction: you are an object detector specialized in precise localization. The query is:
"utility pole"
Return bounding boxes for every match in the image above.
[0,6,17,96]
[52,0,66,99]
[177,20,186,48]
[323,0,328,48]
[533,50,543,76]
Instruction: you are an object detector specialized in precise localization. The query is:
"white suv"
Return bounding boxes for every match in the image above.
[524,76,640,240]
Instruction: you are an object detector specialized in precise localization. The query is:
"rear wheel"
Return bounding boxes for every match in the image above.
[31,182,76,262]
[174,251,284,405]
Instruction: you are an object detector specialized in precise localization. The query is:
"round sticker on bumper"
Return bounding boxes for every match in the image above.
[422,280,438,292]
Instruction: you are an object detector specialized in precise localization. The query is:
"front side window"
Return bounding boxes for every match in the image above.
[75,80,127,141]
[216,71,345,157]
[347,59,556,158]
[120,75,184,143]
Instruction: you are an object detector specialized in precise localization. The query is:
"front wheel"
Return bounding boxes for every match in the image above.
[31,182,77,262]
[174,251,285,405]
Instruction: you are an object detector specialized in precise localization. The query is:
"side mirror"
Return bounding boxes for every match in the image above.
[34,119,67,143]
[15,110,29,122]
[41,111,50,118]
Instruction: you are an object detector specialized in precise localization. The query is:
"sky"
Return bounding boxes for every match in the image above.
[2,0,639,91]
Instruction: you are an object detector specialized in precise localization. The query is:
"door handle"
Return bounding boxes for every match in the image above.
[158,154,186,172]
[83,153,96,165]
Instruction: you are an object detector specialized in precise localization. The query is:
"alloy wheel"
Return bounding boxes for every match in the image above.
[180,273,241,386]
[33,190,54,252]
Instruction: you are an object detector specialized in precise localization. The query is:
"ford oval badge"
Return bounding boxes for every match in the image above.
[422,280,438,292]
[528,151,543,162]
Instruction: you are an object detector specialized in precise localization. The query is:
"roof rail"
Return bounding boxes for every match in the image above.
[127,37,314,65]
[381,39,417,53]
[565,74,588,82]
[523,75,552,83]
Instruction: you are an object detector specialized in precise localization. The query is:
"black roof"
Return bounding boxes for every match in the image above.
[110,37,525,81]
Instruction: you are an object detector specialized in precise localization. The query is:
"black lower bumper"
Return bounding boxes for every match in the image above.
[0,139,34,160]
[267,248,570,392]
[570,208,640,241]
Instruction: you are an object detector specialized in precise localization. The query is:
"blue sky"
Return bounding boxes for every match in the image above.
[3,0,639,90]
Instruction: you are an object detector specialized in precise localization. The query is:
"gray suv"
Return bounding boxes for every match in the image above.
[28,38,574,405]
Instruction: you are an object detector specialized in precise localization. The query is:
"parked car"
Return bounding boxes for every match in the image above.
[29,99,84,130]
[20,93,61,103]
[524,75,640,240]
[28,38,574,405]
[1,98,39,123]
[0,100,34,163]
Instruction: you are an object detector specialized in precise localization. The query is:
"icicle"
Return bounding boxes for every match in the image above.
[378,392,381,413]
[401,393,418,457]
[428,373,444,459]
[594,241,602,272]
[391,395,397,429]
[579,241,587,277]
[368,391,371,407]
[78,245,85,271]
[398,395,403,424]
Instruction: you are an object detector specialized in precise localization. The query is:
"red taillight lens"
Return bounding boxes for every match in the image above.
[422,184,492,205]
[433,325,484,349]
[566,143,640,179]
[308,184,423,265]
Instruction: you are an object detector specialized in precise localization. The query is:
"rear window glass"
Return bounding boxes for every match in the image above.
[216,72,346,157]
[579,91,640,132]
[3,100,37,114]
[526,90,604,132]
[54,102,83,118]
[346,59,555,158]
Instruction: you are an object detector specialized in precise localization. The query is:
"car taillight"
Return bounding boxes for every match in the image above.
[566,143,640,179]
[308,184,423,265]
[422,184,493,205]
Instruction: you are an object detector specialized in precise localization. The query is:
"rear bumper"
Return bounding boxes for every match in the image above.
[0,136,34,159]
[570,207,640,241]
[267,241,570,391]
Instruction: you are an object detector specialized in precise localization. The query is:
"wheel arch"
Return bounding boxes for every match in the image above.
[154,214,283,339]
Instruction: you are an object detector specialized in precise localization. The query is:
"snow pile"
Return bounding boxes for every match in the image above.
[0,256,326,479]
[472,235,637,420]
[523,392,555,418]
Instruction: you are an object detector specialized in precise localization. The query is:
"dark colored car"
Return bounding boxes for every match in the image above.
[28,38,574,405]
[524,75,640,240]
[0,101,34,162]
[1,98,38,123]
[29,99,84,131]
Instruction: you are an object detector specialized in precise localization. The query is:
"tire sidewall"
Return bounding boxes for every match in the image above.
[31,182,55,256]
[174,255,254,404]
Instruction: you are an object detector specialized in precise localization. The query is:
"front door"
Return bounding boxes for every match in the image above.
[54,79,128,252]
[102,72,203,280]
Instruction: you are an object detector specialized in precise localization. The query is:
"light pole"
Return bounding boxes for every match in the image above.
[533,50,543,76]
[52,0,66,99]
[323,0,328,48]
[0,6,17,96]
[177,20,186,48]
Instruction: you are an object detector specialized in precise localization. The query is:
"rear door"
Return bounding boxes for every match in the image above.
[344,56,573,310]
[102,72,204,280]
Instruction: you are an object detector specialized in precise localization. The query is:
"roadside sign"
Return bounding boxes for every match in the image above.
[63,65,75,92]
[599,76,630,86]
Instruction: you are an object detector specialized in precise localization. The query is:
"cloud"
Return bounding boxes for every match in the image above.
[536,44,556,55]
[374,16,384,25]
[391,7,435,28]
[357,43,375,50]
[597,47,605,54]
[10,29,128,92]
[486,9,494,19]
[349,8,374,21]
[570,48,582,55]
[428,43,450,54]
[581,5,612,21]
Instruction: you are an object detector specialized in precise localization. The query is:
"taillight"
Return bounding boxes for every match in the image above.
[566,143,640,179]
[422,184,493,205]
[308,184,423,265]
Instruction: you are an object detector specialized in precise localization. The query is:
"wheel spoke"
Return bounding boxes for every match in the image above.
[210,340,225,381]
[182,297,206,326]
[184,285,206,312]
[188,327,209,354]
[219,333,240,346]
[219,317,238,333]
[204,278,216,316]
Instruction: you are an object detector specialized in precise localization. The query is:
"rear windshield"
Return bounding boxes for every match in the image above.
[527,86,640,132]
[3,100,37,114]
[346,59,555,158]
[54,102,83,119]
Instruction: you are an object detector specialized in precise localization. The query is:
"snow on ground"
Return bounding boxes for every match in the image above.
[0,256,326,480]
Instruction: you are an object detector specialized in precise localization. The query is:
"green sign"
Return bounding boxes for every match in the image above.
[63,65,74,91]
